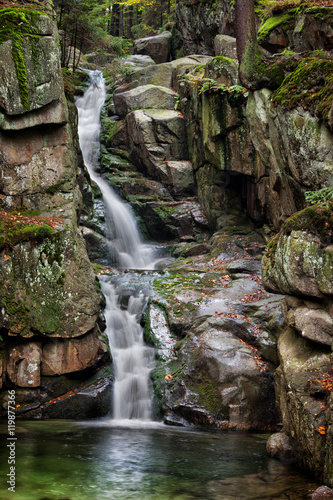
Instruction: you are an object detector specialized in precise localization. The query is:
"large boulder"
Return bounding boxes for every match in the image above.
[133,31,172,64]
[114,85,178,118]
[156,161,195,198]
[126,109,188,178]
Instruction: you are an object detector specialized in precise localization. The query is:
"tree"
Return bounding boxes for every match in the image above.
[235,0,269,90]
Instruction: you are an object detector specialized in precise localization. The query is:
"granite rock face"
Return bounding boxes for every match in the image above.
[262,206,333,486]
[0,8,111,419]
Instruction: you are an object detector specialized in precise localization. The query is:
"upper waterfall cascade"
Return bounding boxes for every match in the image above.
[76,70,154,270]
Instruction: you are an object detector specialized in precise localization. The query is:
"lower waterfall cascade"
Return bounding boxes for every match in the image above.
[76,70,156,421]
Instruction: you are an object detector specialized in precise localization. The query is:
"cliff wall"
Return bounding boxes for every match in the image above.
[0,4,111,418]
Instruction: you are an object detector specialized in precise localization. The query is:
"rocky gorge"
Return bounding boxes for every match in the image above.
[0,0,333,493]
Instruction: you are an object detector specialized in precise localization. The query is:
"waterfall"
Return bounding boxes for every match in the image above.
[76,70,154,270]
[76,70,155,421]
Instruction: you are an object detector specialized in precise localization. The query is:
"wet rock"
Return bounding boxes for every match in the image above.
[266,432,297,464]
[41,376,112,419]
[312,486,333,499]
[133,31,172,64]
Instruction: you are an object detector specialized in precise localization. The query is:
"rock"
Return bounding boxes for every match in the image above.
[214,35,238,59]
[293,13,333,52]
[160,324,277,430]
[133,31,172,64]
[81,226,110,266]
[42,327,108,376]
[0,15,63,115]
[41,376,112,419]
[124,63,173,90]
[263,230,333,298]
[123,55,156,67]
[7,342,42,387]
[0,124,77,211]
[0,225,101,339]
[294,306,333,346]
[114,85,178,118]
[266,432,297,464]
[172,0,234,57]
[247,90,333,230]
[156,161,194,198]
[312,486,333,499]
[0,95,68,130]
[126,109,188,178]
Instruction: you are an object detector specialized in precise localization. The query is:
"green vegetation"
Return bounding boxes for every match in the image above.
[0,8,48,110]
[305,188,333,207]
[272,55,333,129]
[283,201,333,245]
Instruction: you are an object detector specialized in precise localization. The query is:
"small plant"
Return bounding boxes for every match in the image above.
[198,79,249,102]
[305,187,333,207]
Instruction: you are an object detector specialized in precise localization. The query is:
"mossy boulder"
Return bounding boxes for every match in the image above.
[262,203,333,297]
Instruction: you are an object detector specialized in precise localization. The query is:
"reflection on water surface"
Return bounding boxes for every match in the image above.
[0,420,319,499]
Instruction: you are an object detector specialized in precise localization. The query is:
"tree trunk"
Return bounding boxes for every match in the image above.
[235,0,268,90]
[127,5,133,39]
[119,5,124,38]
[235,0,256,64]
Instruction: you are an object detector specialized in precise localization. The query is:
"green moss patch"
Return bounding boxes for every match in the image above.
[0,211,64,250]
[272,55,333,129]
[0,8,50,110]
[283,201,333,245]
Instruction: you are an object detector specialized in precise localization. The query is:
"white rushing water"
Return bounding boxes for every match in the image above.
[76,70,155,421]
[76,70,154,270]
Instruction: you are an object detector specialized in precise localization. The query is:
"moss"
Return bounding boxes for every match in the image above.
[305,6,333,21]
[240,39,285,88]
[0,8,50,110]
[0,218,53,250]
[44,180,67,196]
[283,202,333,244]
[272,57,333,128]
[257,9,297,41]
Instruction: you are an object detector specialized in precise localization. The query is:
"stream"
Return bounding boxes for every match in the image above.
[0,71,320,500]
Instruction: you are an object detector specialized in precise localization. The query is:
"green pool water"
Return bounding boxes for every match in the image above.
[0,420,319,499]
